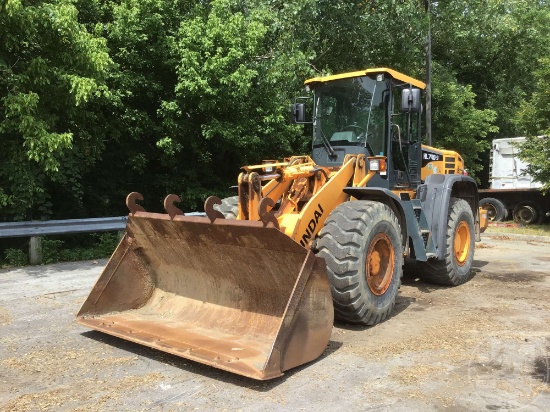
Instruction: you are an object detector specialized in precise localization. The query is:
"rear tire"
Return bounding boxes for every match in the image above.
[479,197,507,221]
[316,201,403,326]
[513,201,542,225]
[418,197,475,286]
[213,196,239,219]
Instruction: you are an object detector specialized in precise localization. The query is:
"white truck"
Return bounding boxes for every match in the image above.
[479,137,549,224]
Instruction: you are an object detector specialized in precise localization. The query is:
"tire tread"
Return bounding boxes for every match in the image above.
[419,197,475,286]
[317,201,403,325]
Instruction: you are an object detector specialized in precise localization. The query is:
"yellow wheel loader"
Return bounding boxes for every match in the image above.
[77,68,488,380]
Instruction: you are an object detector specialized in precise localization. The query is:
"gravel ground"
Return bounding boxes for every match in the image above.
[0,235,549,411]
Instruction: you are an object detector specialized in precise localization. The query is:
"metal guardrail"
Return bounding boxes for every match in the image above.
[0,216,128,265]
[0,216,128,239]
[0,213,206,265]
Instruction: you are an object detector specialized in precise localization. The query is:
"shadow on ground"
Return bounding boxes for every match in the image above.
[81,330,342,392]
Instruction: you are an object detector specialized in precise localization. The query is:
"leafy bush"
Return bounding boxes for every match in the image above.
[41,233,120,264]
[3,248,28,267]
[0,232,121,268]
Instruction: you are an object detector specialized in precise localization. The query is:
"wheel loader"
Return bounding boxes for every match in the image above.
[77,68,488,380]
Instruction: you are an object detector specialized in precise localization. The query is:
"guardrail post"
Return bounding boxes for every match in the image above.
[29,236,43,265]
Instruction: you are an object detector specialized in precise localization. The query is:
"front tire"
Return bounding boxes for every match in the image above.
[316,201,403,326]
[419,197,475,286]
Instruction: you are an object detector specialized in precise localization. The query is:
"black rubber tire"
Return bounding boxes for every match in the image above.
[513,201,542,225]
[213,196,239,219]
[418,197,475,286]
[316,201,403,326]
[479,197,508,221]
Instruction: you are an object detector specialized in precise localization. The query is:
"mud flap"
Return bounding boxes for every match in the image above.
[77,212,333,380]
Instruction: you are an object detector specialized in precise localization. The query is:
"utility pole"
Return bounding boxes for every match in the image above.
[425,0,432,146]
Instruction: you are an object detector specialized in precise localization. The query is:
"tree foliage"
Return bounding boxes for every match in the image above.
[432,1,550,135]
[431,63,498,176]
[0,0,549,221]
[515,58,550,192]
[0,0,112,220]
[163,0,314,207]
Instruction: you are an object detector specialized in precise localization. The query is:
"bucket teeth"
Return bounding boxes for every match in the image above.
[126,192,145,215]
[164,194,184,219]
[204,196,225,222]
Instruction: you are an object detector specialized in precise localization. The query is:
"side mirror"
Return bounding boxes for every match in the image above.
[291,103,306,124]
[401,88,421,113]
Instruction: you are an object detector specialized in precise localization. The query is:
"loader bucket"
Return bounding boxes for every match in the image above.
[77,212,333,380]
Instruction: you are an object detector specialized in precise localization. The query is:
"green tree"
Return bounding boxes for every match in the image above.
[154,0,316,208]
[307,1,427,77]
[432,0,550,138]
[0,0,112,220]
[2,0,547,222]
[305,1,498,177]
[430,63,499,177]
[76,0,193,213]
[515,58,550,192]
[76,0,317,213]
[423,0,550,182]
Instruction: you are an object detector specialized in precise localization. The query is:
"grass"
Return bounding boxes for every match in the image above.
[485,223,550,236]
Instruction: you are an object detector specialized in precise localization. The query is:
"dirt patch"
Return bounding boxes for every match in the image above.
[1,347,138,377]
[482,271,547,284]
[531,343,550,385]
[2,373,163,412]
[35,295,63,308]
[532,357,550,385]
[389,364,447,385]
[337,308,503,362]
[492,235,512,241]
[0,305,11,326]
[1,237,549,411]
[475,243,495,249]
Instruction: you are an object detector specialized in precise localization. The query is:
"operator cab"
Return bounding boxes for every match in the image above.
[293,68,425,190]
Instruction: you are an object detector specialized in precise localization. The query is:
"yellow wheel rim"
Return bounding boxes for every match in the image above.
[366,233,394,296]
[454,221,471,266]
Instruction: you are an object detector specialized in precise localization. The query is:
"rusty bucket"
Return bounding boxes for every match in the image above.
[77,209,333,380]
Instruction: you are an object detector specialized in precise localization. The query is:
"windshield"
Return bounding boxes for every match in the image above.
[313,76,389,156]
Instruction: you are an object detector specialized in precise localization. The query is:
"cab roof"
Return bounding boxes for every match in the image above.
[304,68,426,89]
